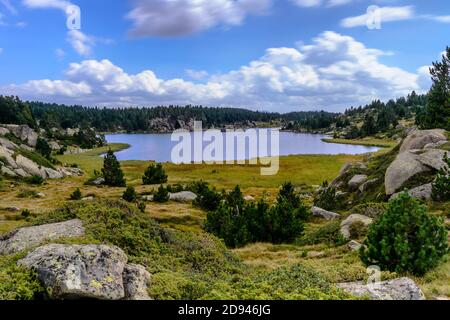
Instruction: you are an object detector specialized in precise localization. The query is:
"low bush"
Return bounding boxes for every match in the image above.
[122,186,137,203]
[154,185,170,203]
[142,163,168,185]
[298,220,346,246]
[24,175,44,185]
[189,180,222,211]
[70,188,82,200]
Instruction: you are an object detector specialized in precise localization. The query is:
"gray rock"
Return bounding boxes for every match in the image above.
[1,166,17,177]
[414,149,449,171]
[424,140,447,149]
[347,240,363,251]
[0,145,18,168]
[390,183,433,201]
[36,192,46,199]
[337,277,425,300]
[91,177,105,185]
[141,195,154,202]
[81,196,94,201]
[385,151,430,195]
[0,137,18,150]
[14,168,30,178]
[311,206,341,220]
[123,264,152,300]
[5,125,38,147]
[340,214,373,240]
[18,244,128,300]
[244,195,255,201]
[48,141,61,150]
[0,127,10,136]
[400,129,447,153]
[330,163,352,187]
[15,155,44,177]
[0,219,85,255]
[169,191,197,203]
[358,178,379,193]
[348,175,368,190]
[43,167,64,179]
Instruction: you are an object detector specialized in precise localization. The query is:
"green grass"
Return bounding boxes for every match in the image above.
[322,138,398,148]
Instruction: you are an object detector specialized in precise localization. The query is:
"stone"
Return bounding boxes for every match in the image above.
[48,141,61,150]
[330,163,352,187]
[400,129,447,153]
[0,127,10,136]
[123,264,152,300]
[340,214,373,240]
[169,191,197,203]
[15,155,44,177]
[5,125,38,147]
[424,140,447,149]
[1,166,17,177]
[348,175,368,190]
[414,149,449,171]
[337,277,425,300]
[91,177,105,186]
[0,145,18,168]
[385,151,430,195]
[14,168,30,178]
[18,244,128,300]
[347,240,362,251]
[43,167,64,179]
[358,178,379,193]
[311,206,341,220]
[0,219,84,255]
[244,195,255,201]
[81,196,94,201]
[390,183,433,201]
[66,128,80,137]
[0,137,18,150]
[36,192,46,198]
[142,195,154,202]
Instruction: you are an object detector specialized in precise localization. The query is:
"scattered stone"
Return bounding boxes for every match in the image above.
[340,214,373,240]
[337,277,425,300]
[36,192,46,199]
[390,183,433,201]
[400,129,447,153]
[311,206,341,220]
[0,219,85,255]
[91,177,105,186]
[358,178,379,193]
[348,175,368,190]
[142,195,154,202]
[123,264,152,300]
[169,191,197,203]
[18,244,128,300]
[347,240,362,251]
[307,251,325,258]
[81,196,94,201]
[3,206,20,212]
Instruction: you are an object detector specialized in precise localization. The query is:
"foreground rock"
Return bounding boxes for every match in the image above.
[123,264,152,300]
[390,183,433,201]
[0,219,84,255]
[400,129,447,153]
[347,240,363,251]
[340,214,373,240]
[348,175,368,190]
[311,206,341,220]
[337,277,425,300]
[18,244,128,300]
[169,191,197,203]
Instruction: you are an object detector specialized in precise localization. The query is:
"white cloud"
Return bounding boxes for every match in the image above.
[126,0,272,37]
[186,69,209,80]
[290,0,322,8]
[22,0,72,11]
[66,30,94,56]
[341,6,414,28]
[2,32,429,112]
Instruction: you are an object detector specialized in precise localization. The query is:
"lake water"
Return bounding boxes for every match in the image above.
[105,130,380,162]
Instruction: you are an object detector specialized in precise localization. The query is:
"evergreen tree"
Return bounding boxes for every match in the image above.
[70,188,82,200]
[154,185,170,203]
[36,138,52,159]
[102,149,126,187]
[142,163,168,185]
[122,186,137,203]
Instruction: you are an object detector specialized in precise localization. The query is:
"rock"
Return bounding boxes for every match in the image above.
[340,214,373,240]
[330,163,352,187]
[5,125,38,147]
[0,145,18,168]
[347,240,362,251]
[1,166,17,177]
[15,155,44,177]
[0,219,84,255]
[307,251,325,258]
[123,264,152,300]
[43,167,64,179]
[169,191,197,203]
[424,140,447,149]
[91,177,105,186]
[36,192,46,199]
[66,128,80,137]
[358,178,379,193]
[385,151,430,195]
[348,175,368,190]
[18,244,128,300]
[311,206,341,220]
[3,206,20,212]
[14,168,30,178]
[414,149,449,171]
[0,127,10,136]
[142,195,154,202]
[390,183,433,201]
[400,129,447,153]
[0,137,18,150]
[81,196,94,201]
[337,277,425,300]
[244,195,255,201]
[48,141,61,150]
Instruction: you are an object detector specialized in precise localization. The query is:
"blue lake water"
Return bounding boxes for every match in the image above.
[105,130,380,162]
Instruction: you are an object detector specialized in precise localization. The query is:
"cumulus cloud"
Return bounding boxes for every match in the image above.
[341,6,414,28]
[186,69,209,80]
[22,0,72,10]
[290,0,322,7]
[126,0,272,37]
[66,30,95,56]
[2,31,429,112]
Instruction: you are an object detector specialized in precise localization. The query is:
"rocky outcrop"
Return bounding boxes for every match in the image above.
[347,240,362,251]
[390,183,433,201]
[5,125,38,147]
[311,206,341,220]
[358,178,379,193]
[0,219,85,255]
[348,175,368,190]
[399,129,447,153]
[18,244,128,300]
[15,155,43,177]
[169,191,197,203]
[337,277,425,300]
[340,214,373,240]
[123,264,152,300]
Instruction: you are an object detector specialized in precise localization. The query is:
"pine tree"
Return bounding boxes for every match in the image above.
[142,163,168,185]
[122,186,137,203]
[102,149,126,187]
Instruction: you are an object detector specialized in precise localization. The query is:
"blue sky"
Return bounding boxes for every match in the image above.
[0,0,449,112]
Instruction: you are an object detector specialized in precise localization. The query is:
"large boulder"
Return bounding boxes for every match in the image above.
[358,178,379,193]
[413,149,449,171]
[123,264,152,300]
[400,129,447,153]
[18,244,128,300]
[390,183,433,201]
[15,155,44,177]
[384,151,430,195]
[340,214,373,240]
[0,145,18,168]
[5,125,38,147]
[348,175,368,190]
[337,277,425,300]
[169,191,197,203]
[0,127,10,136]
[0,219,85,255]
[311,206,341,220]
[0,137,19,150]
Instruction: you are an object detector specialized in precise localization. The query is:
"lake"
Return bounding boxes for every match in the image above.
[105,130,380,162]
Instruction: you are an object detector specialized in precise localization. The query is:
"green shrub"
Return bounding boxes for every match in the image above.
[432,152,450,201]
[142,163,168,185]
[189,180,222,211]
[137,201,146,213]
[361,193,448,275]
[314,181,338,211]
[154,185,169,203]
[102,149,125,187]
[70,188,82,200]
[21,209,31,219]
[35,138,52,159]
[298,220,346,246]
[122,186,138,203]
[25,175,44,185]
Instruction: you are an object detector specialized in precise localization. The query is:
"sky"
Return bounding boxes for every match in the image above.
[0,0,449,113]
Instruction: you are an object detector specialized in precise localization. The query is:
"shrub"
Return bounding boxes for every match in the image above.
[70,188,82,200]
[154,185,169,203]
[142,163,168,185]
[314,181,338,211]
[189,180,222,211]
[21,209,31,219]
[25,175,44,185]
[432,152,450,201]
[102,149,125,187]
[122,186,137,203]
[137,201,146,213]
[35,138,52,159]
[361,193,448,275]
[298,220,346,246]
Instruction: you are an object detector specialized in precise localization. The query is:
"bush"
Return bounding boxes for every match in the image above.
[122,186,137,203]
[70,188,82,200]
[35,138,52,159]
[432,152,450,201]
[25,175,44,185]
[142,163,168,185]
[298,220,346,246]
[102,149,125,187]
[154,185,169,203]
[314,181,338,211]
[21,209,31,219]
[361,193,448,275]
[137,201,146,213]
[189,180,222,211]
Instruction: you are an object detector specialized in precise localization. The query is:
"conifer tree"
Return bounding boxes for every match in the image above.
[102,149,126,187]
